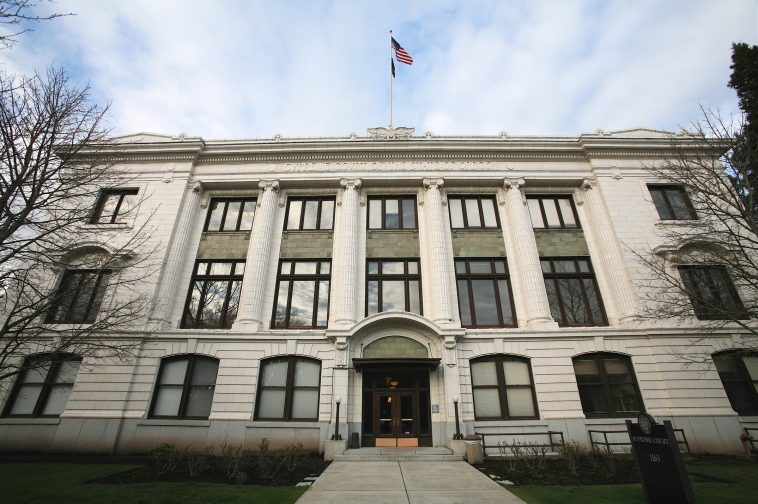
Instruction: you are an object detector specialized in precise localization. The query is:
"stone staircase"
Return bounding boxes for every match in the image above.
[333,446,464,462]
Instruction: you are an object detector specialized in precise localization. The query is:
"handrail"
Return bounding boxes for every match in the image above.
[588,428,690,453]
[475,430,565,458]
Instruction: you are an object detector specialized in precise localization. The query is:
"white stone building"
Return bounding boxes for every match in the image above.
[0,128,756,455]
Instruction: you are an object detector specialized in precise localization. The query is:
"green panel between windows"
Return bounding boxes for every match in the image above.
[534,229,589,256]
[366,231,420,258]
[450,230,505,257]
[279,231,333,258]
[196,233,250,259]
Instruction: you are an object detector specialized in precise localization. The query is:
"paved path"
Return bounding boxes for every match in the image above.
[295,461,526,504]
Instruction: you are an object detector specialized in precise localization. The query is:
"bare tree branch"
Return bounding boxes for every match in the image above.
[0,0,73,49]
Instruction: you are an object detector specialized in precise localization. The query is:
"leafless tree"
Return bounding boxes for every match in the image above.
[0,0,72,49]
[635,109,758,356]
[0,66,157,386]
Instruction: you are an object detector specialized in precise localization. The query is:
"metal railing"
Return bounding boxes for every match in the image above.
[588,428,690,454]
[744,428,758,452]
[475,430,565,458]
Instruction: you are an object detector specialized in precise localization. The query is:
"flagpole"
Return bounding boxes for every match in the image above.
[389,30,393,127]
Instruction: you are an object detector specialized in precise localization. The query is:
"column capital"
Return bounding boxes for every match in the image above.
[423,177,444,190]
[339,178,362,190]
[258,179,280,191]
[503,177,525,190]
[581,177,597,190]
[191,181,203,193]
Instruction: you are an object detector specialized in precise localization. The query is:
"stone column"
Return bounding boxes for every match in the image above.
[150,181,203,328]
[502,178,557,328]
[330,178,361,326]
[422,178,454,324]
[579,178,638,323]
[233,179,279,331]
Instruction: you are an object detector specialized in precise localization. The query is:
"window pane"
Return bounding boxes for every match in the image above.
[294,360,320,386]
[497,280,514,325]
[316,280,329,326]
[292,389,319,418]
[577,259,590,273]
[402,198,416,228]
[199,280,228,328]
[209,262,232,275]
[224,280,242,327]
[320,261,331,274]
[481,198,497,227]
[385,199,400,229]
[239,200,255,230]
[407,261,419,274]
[97,193,119,223]
[160,359,188,385]
[494,260,506,274]
[408,280,421,314]
[286,200,302,230]
[54,361,81,384]
[183,281,203,327]
[9,384,43,415]
[449,198,464,228]
[367,280,379,315]
[714,355,740,379]
[455,260,467,274]
[289,281,315,326]
[744,357,758,380]
[259,360,288,387]
[724,382,756,413]
[381,280,405,311]
[573,359,601,383]
[471,279,499,325]
[185,386,215,417]
[528,199,545,228]
[457,280,472,326]
[471,361,498,386]
[41,384,73,416]
[320,199,334,229]
[383,261,404,274]
[368,261,379,274]
[302,200,319,229]
[558,198,576,227]
[558,278,590,325]
[504,361,530,385]
[650,189,673,220]
[583,279,605,324]
[603,358,630,378]
[609,383,641,414]
[274,281,290,327]
[119,192,138,219]
[465,199,481,227]
[544,199,561,227]
[544,278,563,322]
[26,363,51,383]
[506,388,535,417]
[206,201,223,231]
[152,386,183,417]
[190,359,219,386]
[368,199,382,229]
[294,261,318,275]
[473,388,502,417]
[223,201,241,230]
[555,260,576,273]
[578,385,607,414]
[258,389,286,418]
[469,261,492,274]
[667,189,693,220]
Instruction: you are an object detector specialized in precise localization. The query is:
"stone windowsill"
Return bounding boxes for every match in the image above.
[246,421,321,429]
[0,417,61,425]
[137,419,211,427]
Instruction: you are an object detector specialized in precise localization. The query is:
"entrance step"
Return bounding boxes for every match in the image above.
[333,447,464,462]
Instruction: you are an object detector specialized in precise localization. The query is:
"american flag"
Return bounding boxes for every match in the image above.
[391,37,413,65]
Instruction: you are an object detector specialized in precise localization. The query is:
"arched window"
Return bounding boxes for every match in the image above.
[149,355,219,419]
[470,355,538,420]
[713,351,758,415]
[255,357,321,421]
[2,353,81,417]
[572,353,643,417]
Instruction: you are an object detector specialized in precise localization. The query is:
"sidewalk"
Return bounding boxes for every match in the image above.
[296,460,526,504]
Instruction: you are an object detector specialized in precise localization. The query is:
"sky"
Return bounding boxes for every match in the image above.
[2,0,757,139]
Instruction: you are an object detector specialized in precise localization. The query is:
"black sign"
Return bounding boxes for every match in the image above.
[626,419,696,504]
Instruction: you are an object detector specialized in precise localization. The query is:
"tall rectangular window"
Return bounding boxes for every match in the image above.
[678,266,748,320]
[448,195,499,229]
[470,356,538,420]
[713,352,758,415]
[527,195,580,229]
[204,197,256,232]
[648,185,697,220]
[273,260,331,328]
[90,188,139,224]
[181,260,244,329]
[573,353,644,418]
[366,259,422,316]
[541,258,607,327]
[285,197,335,230]
[255,357,321,421]
[149,355,219,419]
[46,269,111,324]
[367,196,417,229]
[455,258,516,328]
[2,354,81,417]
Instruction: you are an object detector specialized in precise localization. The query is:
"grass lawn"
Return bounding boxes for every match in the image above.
[0,462,307,504]
[508,457,757,504]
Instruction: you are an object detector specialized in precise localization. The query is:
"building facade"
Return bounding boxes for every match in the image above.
[0,128,756,455]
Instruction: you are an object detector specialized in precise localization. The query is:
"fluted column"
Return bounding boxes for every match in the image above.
[150,181,203,328]
[234,179,279,331]
[579,178,638,323]
[330,178,362,326]
[423,178,454,324]
[502,178,556,328]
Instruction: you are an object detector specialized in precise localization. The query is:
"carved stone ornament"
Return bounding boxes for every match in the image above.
[335,337,348,368]
[443,336,457,367]
[367,126,415,140]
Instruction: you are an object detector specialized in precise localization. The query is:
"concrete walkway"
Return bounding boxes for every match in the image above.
[295,461,526,504]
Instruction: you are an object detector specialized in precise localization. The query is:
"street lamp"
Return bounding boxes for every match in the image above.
[452,395,463,440]
[331,396,343,440]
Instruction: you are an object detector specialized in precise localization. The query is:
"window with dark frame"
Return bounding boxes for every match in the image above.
[2,354,81,417]
[367,196,417,230]
[149,355,219,419]
[204,197,256,232]
[448,195,500,229]
[572,353,644,418]
[470,355,538,420]
[541,258,607,327]
[455,258,516,328]
[678,266,748,320]
[648,185,697,220]
[255,356,321,421]
[272,260,331,328]
[90,188,139,224]
[46,269,111,324]
[285,197,335,231]
[181,260,245,329]
[527,195,580,229]
[366,259,422,316]
[712,352,758,416]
